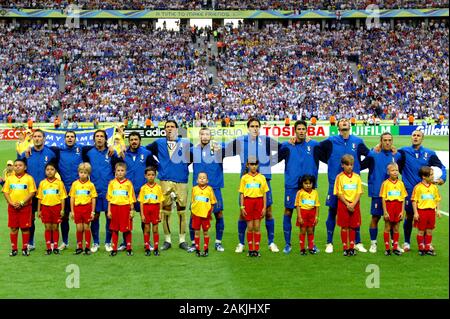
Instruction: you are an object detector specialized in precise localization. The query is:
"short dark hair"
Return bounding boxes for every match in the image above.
[341,154,355,165]
[33,129,45,138]
[247,117,261,128]
[418,166,432,178]
[145,166,157,175]
[299,174,316,190]
[128,131,141,141]
[45,162,57,170]
[294,120,307,129]
[94,129,108,139]
[165,120,178,129]
[14,158,27,166]
[65,130,77,138]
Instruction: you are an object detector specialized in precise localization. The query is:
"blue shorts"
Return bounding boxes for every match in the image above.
[326,193,338,209]
[370,197,383,216]
[284,188,298,210]
[95,195,108,213]
[404,197,413,216]
[213,188,223,214]
[237,180,273,208]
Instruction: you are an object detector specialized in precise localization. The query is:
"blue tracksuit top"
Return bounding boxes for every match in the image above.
[226,135,282,180]
[398,145,447,192]
[279,139,320,189]
[82,147,121,196]
[51,144,86,192]
[191,142,225,189]
[124,146,154,194]
[146,137,192,183]
[365,149,401,198]
[317,134,370,194]
[19,146,56,186]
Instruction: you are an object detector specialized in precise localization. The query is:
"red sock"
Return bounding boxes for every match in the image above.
[111,231,118,251]
[53,230,59,246]
[247,231,254,251]
[45,230,52,249]
[85,229,91,249]
[349,229,355,249]
[384,232,390,250]
[10,233,18,251]
[254,232,261,252]
[204,235,209,251]
[125,232,132,250]
[21,232,29,250]
[425,234,432,251]
[144,233,150,250]
[341,229,348,250]
[153,233,159,250]
[307,234,314,250]
[76,231,83,249]
[417,235,425,251]
[393,232,399,250]
[195,235,200,250]
[299,233,306,250]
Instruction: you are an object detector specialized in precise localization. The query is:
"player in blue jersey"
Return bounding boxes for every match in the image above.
[278,120,320,254]
[363,132,401,253]
[117,131,154,251]
[397,130,446,252]
[19,129,57,251]
[226,117,282,253]
[188,127,226,252]
[146,120,193,251]
[82,129,122,253]
[317,119,370,254]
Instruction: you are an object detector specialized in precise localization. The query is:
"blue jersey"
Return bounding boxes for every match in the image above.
[398,145,447,192]
[279,139,319,189]
[83,147,121,196]
[191,142,225,189]
[124,146,153,194]
[146,137,192,183]
[365,149,401,198]
[226,135,281,180]
[51,144,86,192]
[317,134,369,194]
[19,146,56,186]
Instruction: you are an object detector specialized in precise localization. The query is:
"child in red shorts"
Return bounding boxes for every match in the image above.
[107,162,136,256]
[138,166,164,256]
[190,172,217,257]
[379,162,407,256]
[37,163,67,255]
[333,154,363,257]
[239,157,269,257]
[412,166,441,256]
[2,159,36,256]
[69,163,97,255]
[295,174,320,255]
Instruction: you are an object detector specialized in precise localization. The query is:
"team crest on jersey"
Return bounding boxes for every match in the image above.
[352,143,356,151]
[424,152,428,159]
[76,147,80,154]
[140,154,145,162]
[132,156,136,161]
[307,146,311,154]
[416,153,419,159]
[287,196,290,201]
[44,156,48,163]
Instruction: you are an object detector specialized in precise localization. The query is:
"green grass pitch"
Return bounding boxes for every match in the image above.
[0,135,448,299]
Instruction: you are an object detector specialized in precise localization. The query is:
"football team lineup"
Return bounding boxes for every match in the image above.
[0,119,448,298]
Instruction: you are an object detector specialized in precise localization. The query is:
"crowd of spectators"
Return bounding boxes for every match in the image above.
[0,19,448,125]
[0,0,448,10]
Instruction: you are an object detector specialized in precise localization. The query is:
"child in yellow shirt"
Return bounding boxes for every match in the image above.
[333,154,363,257]
[295,175,320,255]
[2,159,37,256]
[379,163,408,256]
[69,163,98,255]
[37,163,68,255]
[107,162,136,256]
[190,172,217,257]
[138,167,164,256]
[411,166,441,256]
[239,157,269,257]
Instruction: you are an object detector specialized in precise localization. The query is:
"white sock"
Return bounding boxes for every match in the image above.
[165,235,171,243]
